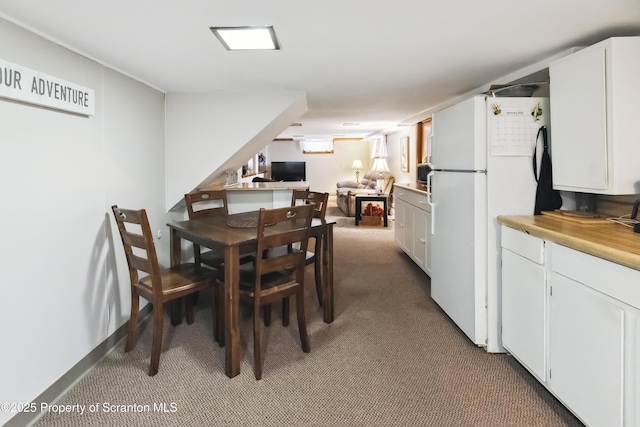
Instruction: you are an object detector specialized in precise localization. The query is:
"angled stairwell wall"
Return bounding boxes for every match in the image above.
[165,90,307,211]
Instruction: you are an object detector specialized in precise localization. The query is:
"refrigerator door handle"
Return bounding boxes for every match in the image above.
[427,171,435,235]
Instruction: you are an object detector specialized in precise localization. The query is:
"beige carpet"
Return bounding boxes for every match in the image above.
[33,207,583,427]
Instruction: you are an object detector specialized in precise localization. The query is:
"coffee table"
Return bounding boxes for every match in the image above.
[355,194,388,227]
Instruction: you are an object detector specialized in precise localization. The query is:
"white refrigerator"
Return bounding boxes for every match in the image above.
[428,95,549,353]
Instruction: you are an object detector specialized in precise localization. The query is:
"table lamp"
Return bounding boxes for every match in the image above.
[371,157,390,194]
[352,159,363,182]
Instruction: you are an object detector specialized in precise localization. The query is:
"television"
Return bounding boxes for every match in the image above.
[270,161,306,182]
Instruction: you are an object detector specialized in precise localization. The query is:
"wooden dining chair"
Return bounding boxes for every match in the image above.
[292,190,329,305]
[184,190,255,269]
[111,205,218,376]
[218,204,314,380]
[263,190,329,327]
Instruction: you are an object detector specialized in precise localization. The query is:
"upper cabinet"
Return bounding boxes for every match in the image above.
[549,37,640,194]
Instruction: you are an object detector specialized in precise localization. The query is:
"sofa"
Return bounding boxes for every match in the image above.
[336,171,395,216]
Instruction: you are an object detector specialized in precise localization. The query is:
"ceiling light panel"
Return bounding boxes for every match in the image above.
[210,26,280,50]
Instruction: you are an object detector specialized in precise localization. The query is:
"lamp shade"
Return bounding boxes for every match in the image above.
[371,157,390,172]
[351,160,363,169]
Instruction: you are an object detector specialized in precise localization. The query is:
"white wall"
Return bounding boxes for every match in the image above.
[165,90,307,210]
[385,126,417,186]
[263,131,420,196]
[0,19,166,426]
[264,138,371,195]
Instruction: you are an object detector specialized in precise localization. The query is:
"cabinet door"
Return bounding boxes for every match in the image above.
[410,206,427,272]
[425,210,432,276]
[549,275,624,427]
[403,203,414,256]
[502,249,547,381]
[550,45,608,191]
[635,314,640,427]
[394,198,409,252]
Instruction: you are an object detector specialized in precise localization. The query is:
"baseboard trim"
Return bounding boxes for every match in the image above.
[6,305,152,427]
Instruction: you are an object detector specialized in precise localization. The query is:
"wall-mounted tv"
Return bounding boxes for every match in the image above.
[270,161,306,182]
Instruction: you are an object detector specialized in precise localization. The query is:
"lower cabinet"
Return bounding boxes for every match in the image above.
[636,315,640,427]
[394,197,411,254]
[501,224,638,427]
[394,185,431,275]
[502,249,547,381]
[549,275,624,427]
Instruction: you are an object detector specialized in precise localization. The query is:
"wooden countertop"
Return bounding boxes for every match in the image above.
[497,215,640,271]
[200,182,310,191]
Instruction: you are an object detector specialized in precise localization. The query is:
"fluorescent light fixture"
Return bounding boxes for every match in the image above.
[210,26,280,50]
[343,122,360,126]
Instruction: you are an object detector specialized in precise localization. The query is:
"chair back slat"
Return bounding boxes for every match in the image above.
[260,252,306,276]
[111,205,162,295]
[291,190,329,220]
[113,207,145,224]
[129,253,153,275]
[185,190,228,219]
[122,231,147,249]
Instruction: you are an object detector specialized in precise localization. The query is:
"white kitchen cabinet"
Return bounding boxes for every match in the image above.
[410,203,428,273]
[501,226,547,381]
[424,208,432,274]
[394,197,411,253]
[636,314,640,427]
[500,224,640,427]
[549,37,640,194]
[394,184,431,275]
[548,274,624,427]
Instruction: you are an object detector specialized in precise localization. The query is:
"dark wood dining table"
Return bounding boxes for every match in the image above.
[167,211,335,378]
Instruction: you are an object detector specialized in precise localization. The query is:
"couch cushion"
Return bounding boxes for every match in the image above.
[336,180,360,188]
[363,171,393,193]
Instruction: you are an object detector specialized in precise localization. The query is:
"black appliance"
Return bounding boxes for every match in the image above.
[417,163,432,184]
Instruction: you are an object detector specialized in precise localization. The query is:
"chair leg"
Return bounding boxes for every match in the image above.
[282,297,290,326]
[125,293,140,352]
[313,238,323,306]
[216,283,225,347]
[263,304,272,326]
[295,290,310,353]
[253,302,262,380]
[211,286,218,343]
[186,294,196,325]
[148,304,165,376]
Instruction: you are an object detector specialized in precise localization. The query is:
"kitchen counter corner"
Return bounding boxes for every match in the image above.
[497,214,640,271]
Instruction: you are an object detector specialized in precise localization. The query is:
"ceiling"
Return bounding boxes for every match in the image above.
[1,1,639,140]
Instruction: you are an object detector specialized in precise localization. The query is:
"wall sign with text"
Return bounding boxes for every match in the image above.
[0,58,95,116]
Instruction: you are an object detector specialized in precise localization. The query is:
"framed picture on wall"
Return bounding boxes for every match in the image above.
[401,136,409,172]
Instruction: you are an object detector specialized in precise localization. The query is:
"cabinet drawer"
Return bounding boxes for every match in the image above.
[501,225,544,265]
[551,243,640,310]
[394,187,430,212]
